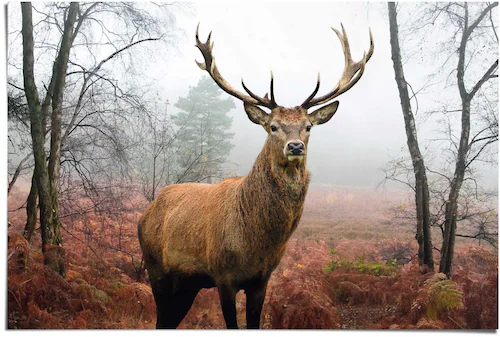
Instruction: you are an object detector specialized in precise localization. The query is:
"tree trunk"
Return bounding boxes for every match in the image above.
[440,97,471,276]
[23,170,38,242]
[388,2,434,272]
[46,3,79,273]
[22,2,57,269]
[22,2,79,276]
[437,2,498,276]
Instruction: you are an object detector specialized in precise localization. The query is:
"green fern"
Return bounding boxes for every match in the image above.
[324,254,397,276]
[324,260,338,273]
[416,273,464,320]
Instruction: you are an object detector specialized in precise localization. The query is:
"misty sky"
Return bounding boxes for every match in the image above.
[6,1,498,190]
[138,1,497,189]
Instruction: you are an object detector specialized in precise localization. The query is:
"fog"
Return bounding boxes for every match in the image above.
[136,1,497,189]
[7,1,498,190]
[153,2,397,187]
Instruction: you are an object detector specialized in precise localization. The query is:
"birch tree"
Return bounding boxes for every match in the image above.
[16,2,178,274]
[384,2,498,277]
[436,2,498,276]
[21,2,78,275]
[388,2,434,272]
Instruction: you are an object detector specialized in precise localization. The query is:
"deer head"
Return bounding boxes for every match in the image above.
[195,24,374,165]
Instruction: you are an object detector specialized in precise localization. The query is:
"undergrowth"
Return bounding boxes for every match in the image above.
[325,249,398,276]
[412,273,464,321]
[7,188,498,329]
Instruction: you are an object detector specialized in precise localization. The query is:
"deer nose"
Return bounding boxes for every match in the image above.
[287,142,305,155]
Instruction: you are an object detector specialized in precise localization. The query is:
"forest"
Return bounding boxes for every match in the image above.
[7,1,498,330]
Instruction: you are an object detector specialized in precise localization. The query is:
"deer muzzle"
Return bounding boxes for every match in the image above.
[284,141,306,161]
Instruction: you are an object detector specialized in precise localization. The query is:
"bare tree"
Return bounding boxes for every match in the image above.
[131,98,231,201]
[388,2,434,272]
[383,2,498,277]
[387,172,498,249]
[8,85,34,193]
[429,2,498,276]
[21,2,78,275]
[14,2,183,274]
[133,98,178,202]
[7,93,41,242]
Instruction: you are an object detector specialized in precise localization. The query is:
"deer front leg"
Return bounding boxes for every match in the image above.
[245,278,269,329]
[217,283,238,329]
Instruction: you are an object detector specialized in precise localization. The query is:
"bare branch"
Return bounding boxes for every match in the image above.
[465,137,498,169]
[469,59,498,99]
[8,152,32,194]
[464,2,499,41]
[61,37,161,145]
[489,8,499,43]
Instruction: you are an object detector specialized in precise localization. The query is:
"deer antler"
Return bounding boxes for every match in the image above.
[301,24,374,109]
[195,23,278,109]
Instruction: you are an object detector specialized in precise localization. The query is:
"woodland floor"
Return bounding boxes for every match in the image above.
[336,305,397,329]
[7,184,498,329]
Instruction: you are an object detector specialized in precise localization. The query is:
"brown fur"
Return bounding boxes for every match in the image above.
[139,107,312,283]
[138,106,322,328]
[164,23,373,328]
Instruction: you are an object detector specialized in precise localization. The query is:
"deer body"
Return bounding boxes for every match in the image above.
[139,24,373,329]
[139,135,310,281]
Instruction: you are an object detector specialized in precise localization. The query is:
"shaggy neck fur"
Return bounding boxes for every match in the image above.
[238,137,310,248]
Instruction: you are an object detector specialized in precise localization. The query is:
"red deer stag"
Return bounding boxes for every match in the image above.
[138,23,374,329]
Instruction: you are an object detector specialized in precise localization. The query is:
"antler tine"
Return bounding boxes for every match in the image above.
[366,27,374,62]
[301,24,374,109]
[242,78,267,103]
[301,73,321,108]
[195,23,208,71]
[195,23,278,109]
[337,23,352,70]
[239,71,280,109]
[332,51,367,98]
[270,71,277,107]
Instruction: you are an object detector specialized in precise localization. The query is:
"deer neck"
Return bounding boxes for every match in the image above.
[238,138,310,243]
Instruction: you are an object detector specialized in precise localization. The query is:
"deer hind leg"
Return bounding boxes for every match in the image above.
[217,282,238,329]
[245,277,269,329]
[151,274,200,329]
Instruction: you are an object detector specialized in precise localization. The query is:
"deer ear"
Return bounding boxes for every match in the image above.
[308,101,339,125]
[244,103,269,126]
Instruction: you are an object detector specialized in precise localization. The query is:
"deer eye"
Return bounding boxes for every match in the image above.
[270,125,278,132]
[306,125,312,132]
